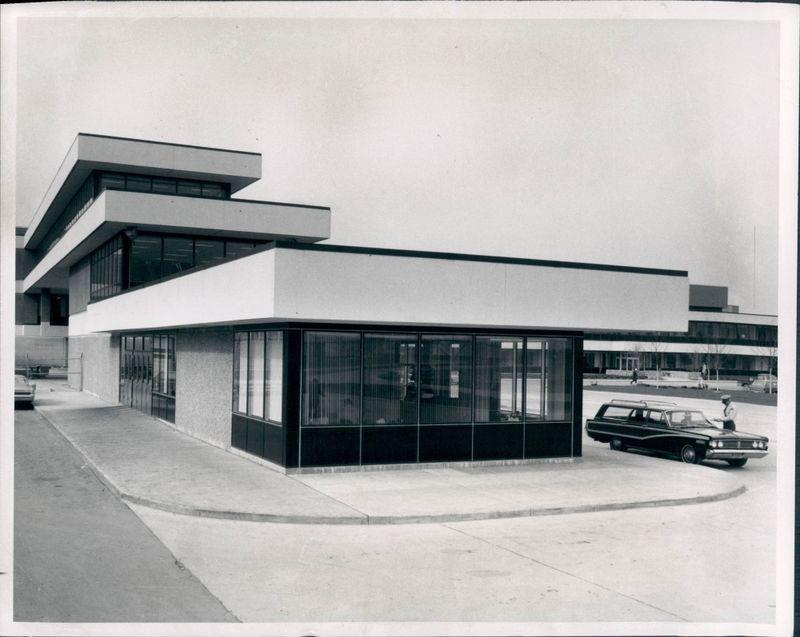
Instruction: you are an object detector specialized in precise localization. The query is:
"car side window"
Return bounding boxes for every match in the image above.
[628,409,646,423]
[646,410,666,426]
[601,406,633,421]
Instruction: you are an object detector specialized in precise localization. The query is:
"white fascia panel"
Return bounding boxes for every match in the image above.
[24,133,262,247]
[688,310,778,326]
[77,135,261,187]
[272,249,689,332]
[23,190,331,292]
[104,190,330,241]
[69,250,277,335]
[23,193,110,292]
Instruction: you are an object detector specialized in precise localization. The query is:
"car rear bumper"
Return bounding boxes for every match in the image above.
[14,393,34,404]
[705,449,767,459]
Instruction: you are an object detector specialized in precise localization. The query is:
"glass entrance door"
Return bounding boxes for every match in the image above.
[120,335,156,418]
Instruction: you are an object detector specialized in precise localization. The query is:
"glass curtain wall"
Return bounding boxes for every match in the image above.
[363,334,418,425]
[475,337,523,422]
[419,335,473,424]
[298,331,573,429]
[302,332,361,426]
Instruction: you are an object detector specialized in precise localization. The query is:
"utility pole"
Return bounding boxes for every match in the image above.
[753,225,756,309]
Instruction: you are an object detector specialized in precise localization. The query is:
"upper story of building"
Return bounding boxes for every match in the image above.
[20,133,332,294]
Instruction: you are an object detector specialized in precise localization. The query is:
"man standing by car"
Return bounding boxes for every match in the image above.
[713,394,737,431]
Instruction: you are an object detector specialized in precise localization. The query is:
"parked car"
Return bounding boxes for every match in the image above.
[746,373,777,394]
[14,374,36,408]
[585,399,768,467]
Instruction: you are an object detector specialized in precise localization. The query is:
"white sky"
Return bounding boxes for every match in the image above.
[9,8,782,314]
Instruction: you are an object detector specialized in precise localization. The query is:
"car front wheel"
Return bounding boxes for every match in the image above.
[679,444,700,464]
[610,438,627,452]
[726,458,748,467]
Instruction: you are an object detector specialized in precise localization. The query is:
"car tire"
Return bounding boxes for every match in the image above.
[726,458,748,468]
[610,438,627,452]
[679,444,700,464]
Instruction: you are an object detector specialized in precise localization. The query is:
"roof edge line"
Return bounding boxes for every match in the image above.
[270,242,689,277]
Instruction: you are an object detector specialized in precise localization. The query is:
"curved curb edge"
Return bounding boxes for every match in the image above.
[33,405,748,526]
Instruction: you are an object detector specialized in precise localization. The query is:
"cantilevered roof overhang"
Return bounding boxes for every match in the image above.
[23,190,332,292]
[70,243,690,336]
[24,133,262,249]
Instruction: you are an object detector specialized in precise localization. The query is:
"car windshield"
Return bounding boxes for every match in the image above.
[667,410,710,428]
[15,375,28,385]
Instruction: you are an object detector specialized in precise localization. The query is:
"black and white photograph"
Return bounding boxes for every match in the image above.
[0,2,797,636]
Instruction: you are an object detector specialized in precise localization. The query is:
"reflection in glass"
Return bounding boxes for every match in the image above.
[233,332,248,414]
[303,332,361,426]
[419,335,472,424]
[248,332,265,419]
[265,332,283,422]
[525,339,543,419]
[475,337,523,422]
[162,237,194,277]
[194,239,225,268]
[129,235,162,287]
[363,334,417,425]
[544,339,572,420]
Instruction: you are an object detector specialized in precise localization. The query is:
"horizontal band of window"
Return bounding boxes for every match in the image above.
[151,391,176,400]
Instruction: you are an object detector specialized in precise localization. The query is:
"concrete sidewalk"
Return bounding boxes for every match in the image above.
[29,380,746,525]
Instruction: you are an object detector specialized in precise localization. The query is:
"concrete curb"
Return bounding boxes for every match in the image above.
[34,405,748,526]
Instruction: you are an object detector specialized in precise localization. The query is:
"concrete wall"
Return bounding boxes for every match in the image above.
[68,332,119,403]
[174,328,234,449]
[15,336,67,366]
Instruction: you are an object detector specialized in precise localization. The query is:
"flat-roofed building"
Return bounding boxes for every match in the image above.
[20,133,690,470]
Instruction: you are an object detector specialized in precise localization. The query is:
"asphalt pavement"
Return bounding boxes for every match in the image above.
[14,407,237,622]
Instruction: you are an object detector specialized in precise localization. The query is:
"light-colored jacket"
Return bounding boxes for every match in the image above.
[723,403,737,423]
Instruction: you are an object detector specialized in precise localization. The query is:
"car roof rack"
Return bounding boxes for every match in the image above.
[609,399,677,407]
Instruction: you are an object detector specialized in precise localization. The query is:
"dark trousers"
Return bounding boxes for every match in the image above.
[723,420,736,431]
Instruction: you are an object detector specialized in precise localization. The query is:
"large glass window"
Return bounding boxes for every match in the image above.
[543,338,572,421]
[162,237,194,277]
[194,239,225,268]
[303,332,361,426]
[419,335,473,424]
[363,334,418,425]
[475,337,523,422]
[90,235,123,300]
[233,332,248,414]
[129,235,162,287]
[232,331,283,423]
[525,340,543,419]
[265,333,283,422]
[225,241,258,260]
[248,332,265,419]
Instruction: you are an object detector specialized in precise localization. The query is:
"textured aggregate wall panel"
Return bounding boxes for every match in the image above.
[67,333,119,403]
[174,328,234,449]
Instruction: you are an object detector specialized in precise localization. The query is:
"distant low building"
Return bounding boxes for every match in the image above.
[583,284,777,379]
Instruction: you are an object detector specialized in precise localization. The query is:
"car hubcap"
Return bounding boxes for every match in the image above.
[681,446,695,462]
[611,438,623,451]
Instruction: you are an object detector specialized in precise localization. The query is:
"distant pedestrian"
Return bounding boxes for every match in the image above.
[700,363,709,389]
[630,368,638,385]
[713,394,737,431]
